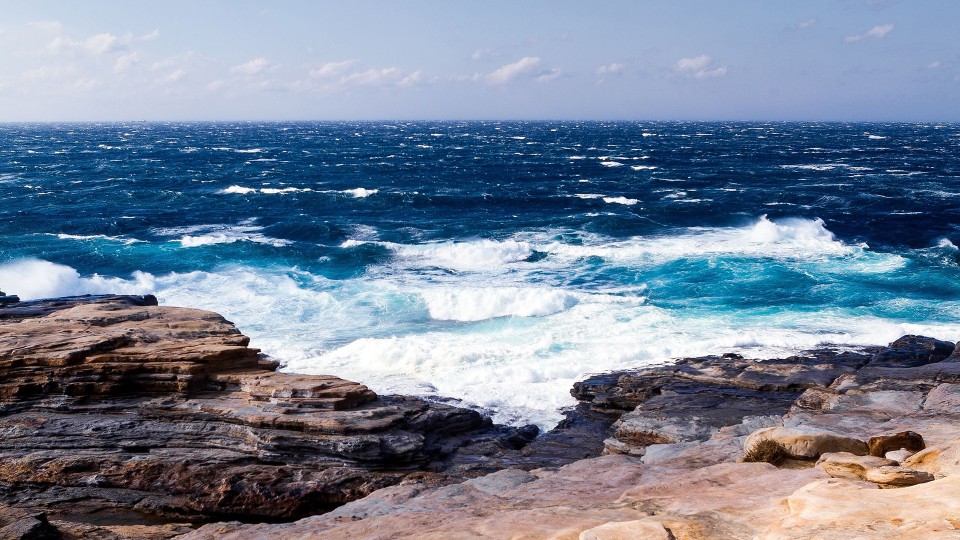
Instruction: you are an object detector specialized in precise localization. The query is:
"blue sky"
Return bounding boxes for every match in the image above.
[1,0,958,121]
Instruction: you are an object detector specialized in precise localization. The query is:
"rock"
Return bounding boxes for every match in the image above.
[903,441,960,477]
[763,476,960,539]
[923,383,960,413]
[867,335,955,368]
[0,295,555,538]
[816,452,896,479]
[816,452,934,487]
[869,431,925,457]
[885,448,915,462]
[578,520,671,540]
[746,427,869,459]
[177,335,960,540]
[863,465,935,487]
[0,512,60,540]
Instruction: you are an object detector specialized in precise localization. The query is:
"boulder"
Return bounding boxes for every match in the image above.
[868,431,925,457]
[816,452,934,487]
[746,427,868,459]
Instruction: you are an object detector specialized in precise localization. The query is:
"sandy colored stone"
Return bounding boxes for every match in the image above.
[816,452,896,480]
[746,426,868,459]
[578,520,670,540]
[762,476,960,539]
[863,465,934,487]
[868,431,925,457]
[903,441,960,478]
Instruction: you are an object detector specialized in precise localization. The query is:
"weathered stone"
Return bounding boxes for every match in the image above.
[578,519,671,540]
[885,448,916,462]
[869,431,925,457]
[762,476,960,539]
[0,295,551,538]
[816,452,896,479]
[746,427,868,459]
[903,441,960,478]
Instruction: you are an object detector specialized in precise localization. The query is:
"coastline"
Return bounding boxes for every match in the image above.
[2,295,960,539]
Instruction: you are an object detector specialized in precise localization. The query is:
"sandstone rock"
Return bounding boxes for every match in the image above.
[867,335,955,368]
[0,296,550,538]
[816,452,934,487]
[816,452,896,479]
[869,431,925,457]
[923,383,960,413]
[762,476,960,539]
[746,426,868,459]
[578,519,670,540]
[886,448,915,462]
[903,442,960,478]
[863,465,935,487]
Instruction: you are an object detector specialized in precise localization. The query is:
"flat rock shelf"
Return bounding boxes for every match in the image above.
[3,295,960,539]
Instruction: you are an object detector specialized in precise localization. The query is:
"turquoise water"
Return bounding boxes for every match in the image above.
[2,121,960,427]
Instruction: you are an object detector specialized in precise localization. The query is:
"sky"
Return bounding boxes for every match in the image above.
[0,0,958,121]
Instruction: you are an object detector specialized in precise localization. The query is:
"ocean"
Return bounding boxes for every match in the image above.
[2,121,959,428]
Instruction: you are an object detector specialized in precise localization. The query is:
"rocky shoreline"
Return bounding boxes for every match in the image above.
[2,295,960,538]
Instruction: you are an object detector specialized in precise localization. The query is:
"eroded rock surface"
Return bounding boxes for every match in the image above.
[183,335,960,539]
[0,295,551,539]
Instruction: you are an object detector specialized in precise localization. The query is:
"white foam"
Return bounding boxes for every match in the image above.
[631,165,658,171]
[5,256,960,430]
[348,238,535,271]
[341,188,378,198]
[0,259,156,300]
[421,287,578,321]
[599,161,624,167]
[603,196,639,206]
[573,193,603,199]
[221,185,257,194]
[234,148,262,153]
[938,238,958,250]
[51,233,141,245]
[153,223,291,248]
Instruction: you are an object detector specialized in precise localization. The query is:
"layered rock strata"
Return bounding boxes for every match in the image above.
[0,295,553,539]
[185,335,960,539]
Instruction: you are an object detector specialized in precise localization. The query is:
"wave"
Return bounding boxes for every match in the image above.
[603,196,639,206]
[421,286,578,321]
[152,223,291,248]
[341,187,378,198]
[4,256,960,429]
[345,238,535,271]
[599,161,624,167]
[0,259,156,300]
[220,185,312,195]
[49,233,141,245]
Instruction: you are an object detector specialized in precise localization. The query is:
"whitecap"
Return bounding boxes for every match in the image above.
[599,161,624,167]
[420,287,578,321]
[153,223,291,248]
[603,196,639,206]
[630,165,657,171]
[341,188,379,198]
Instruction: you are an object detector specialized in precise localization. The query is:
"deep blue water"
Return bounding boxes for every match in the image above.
[2,121,960,427]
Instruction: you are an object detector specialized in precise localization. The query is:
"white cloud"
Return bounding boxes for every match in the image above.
[113,52,140,73]
[157,69,186,85]
[675,55,727,79]
[797,18,818,29]
[309,60,356,78]
[27,21,64,34]
[140,29,160,42]
[928,60,942,70]
[397,70,423,87]
[229,57,275,76]
[70,78,100,92]
[596,63,625,76]
[535,68,562,83]
[486,56,541,84]
[22,64,76,80]
[844,23,894,42]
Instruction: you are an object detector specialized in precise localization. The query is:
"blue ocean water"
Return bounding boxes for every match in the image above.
[2,121,960,427]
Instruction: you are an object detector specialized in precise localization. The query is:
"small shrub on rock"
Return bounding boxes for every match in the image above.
[742,438,788,465]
